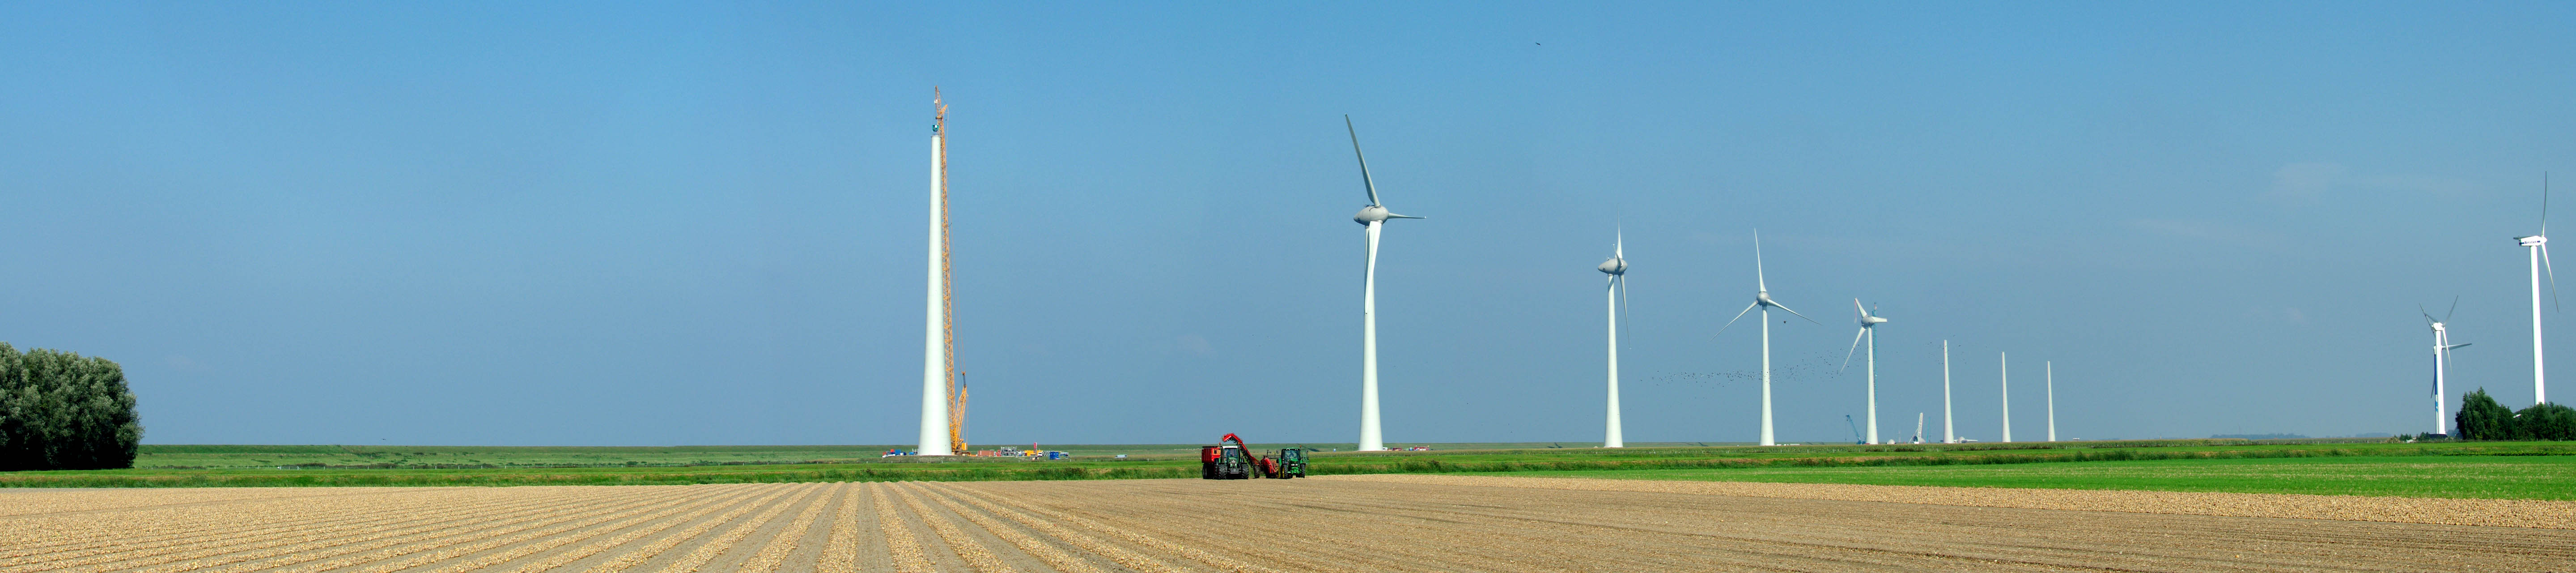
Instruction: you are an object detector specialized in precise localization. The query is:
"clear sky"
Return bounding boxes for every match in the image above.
[6,2,2574,446]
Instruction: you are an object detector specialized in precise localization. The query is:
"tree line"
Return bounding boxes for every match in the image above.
[2453,388,2576,440]
[0,343,144,470]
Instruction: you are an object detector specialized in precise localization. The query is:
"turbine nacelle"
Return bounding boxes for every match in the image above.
[1598,257,1626,275]
[1353,205,1422,225]
[2521,235,2549,247]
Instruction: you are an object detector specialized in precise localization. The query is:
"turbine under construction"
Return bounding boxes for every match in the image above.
[918,90,964,456]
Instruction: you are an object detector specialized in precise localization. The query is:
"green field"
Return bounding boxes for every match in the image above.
[6,440,2571,500]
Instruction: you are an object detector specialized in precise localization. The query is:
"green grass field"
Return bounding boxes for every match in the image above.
[6,440,2569,500]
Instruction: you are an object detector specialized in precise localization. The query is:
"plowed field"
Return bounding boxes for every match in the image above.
[5,475,2571,572]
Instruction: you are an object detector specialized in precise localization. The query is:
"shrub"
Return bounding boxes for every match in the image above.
[0,343,144,470]
[2512,402,2576,441]
[2456,389,2514,440]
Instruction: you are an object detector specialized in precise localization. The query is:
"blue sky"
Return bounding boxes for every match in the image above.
[5,2,2574,445]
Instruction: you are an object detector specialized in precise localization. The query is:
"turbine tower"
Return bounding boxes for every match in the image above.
[2045,361,2056,442]
[1717,231,1819,446]
[1841,300,1889,445]
[1942,340,1954,443]
[2516,174,2559,406]
[1999,352,2012,443]
[1600,229,1630,448]
[917,90,956,456]
[2424,300,2470,436]
[1346,116,1425,452]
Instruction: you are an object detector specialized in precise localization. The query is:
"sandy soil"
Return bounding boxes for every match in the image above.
[2,476,2569,572]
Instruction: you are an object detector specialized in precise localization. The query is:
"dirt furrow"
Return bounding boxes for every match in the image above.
[868,483,937,573]
[489,485,780,573]
[412,485,775,573]
[917,482,1181,573]
[885,483,1017,573]
[946,484,1282,573]
[815,484,872,573]
[329,484,775,573]
[910,483,1107,573]
[0,487,594,565]
[644,483,825,573]
[265,487,741,573]
[130,488,654,573]
[17,488,623,573]
[581,483,802,573]
[735,483,844,573]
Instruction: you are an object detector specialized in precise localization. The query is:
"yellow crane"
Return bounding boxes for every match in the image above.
[936,90,967,455]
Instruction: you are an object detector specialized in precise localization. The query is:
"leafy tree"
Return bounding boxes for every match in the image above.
[2514,402,2576,441]
[0,343,144,470]
[2455,388,2514,440]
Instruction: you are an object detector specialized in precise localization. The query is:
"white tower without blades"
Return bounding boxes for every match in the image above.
[1942,340,1954,443]
[1600,230,1630,448]
[1840,300,1889,445]
[2515,174,2559,406]
[1346,116,1424,452]
[917,91,956,456]
[2424,300,2470,435]
[1999,352,2012,443]
[2046,361,2056,442]
[1914,412,1925,444]
[1717,231,1819,446]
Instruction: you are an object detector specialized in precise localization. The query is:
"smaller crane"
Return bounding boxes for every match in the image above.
[1845,415,1864,445]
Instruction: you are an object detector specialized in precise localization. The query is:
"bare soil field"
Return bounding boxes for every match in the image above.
[4,475,2570,572]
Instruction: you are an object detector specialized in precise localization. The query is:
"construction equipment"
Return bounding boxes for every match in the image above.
[1265,448,1307,479]
[1845,415,1865,445]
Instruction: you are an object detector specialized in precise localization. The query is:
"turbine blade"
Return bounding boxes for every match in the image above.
[1773,300,1821,325]
[2548,244,2562,311]
[1855,299,1868,323]
[1345,115,1380,208]
[1714,300,1758,338]
[2423,304,2437,325]
[1753,229,1767,292]
[1617,274,1630,338]
[1386,213,1426,219]
[2544,171,2551,236]
[2450,343,2472,350]
[1614,226,1624,259]
[1841,327,1867,372]
[2447,295,2460,323]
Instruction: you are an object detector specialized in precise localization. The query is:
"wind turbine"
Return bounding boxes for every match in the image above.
[1599,229,1630,448]
[1999,352,2012,443]
[917,90,956,456]
[1942,340,1954,443]
[1716,230,1819,446]
[1840,300,1889,445]
[2516,174,2559,406]
[1346,116,1425,452]
[2424,299,2470,436]
[2045,361,2056,442]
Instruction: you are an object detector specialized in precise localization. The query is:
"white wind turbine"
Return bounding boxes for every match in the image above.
[1599,229,1630,448]
[1941,340,1954,443]
[2423,299,2470,436]
[1346,116,1425,452]
[1716,231,1819,446]
[1840,300,1889,445]
[2516,174,2559,406]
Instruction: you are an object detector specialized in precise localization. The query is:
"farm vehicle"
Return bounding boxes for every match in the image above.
[1199,433,1307,479]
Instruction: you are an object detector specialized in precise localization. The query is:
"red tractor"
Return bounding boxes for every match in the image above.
[1201,433,1286,479]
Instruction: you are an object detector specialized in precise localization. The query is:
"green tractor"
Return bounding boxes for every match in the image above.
[1265,448,1307,479]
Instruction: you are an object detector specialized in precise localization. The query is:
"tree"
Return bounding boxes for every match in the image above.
[0,343,144,470]
[2455,388,2514,440]
[2514,402,2576,441]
